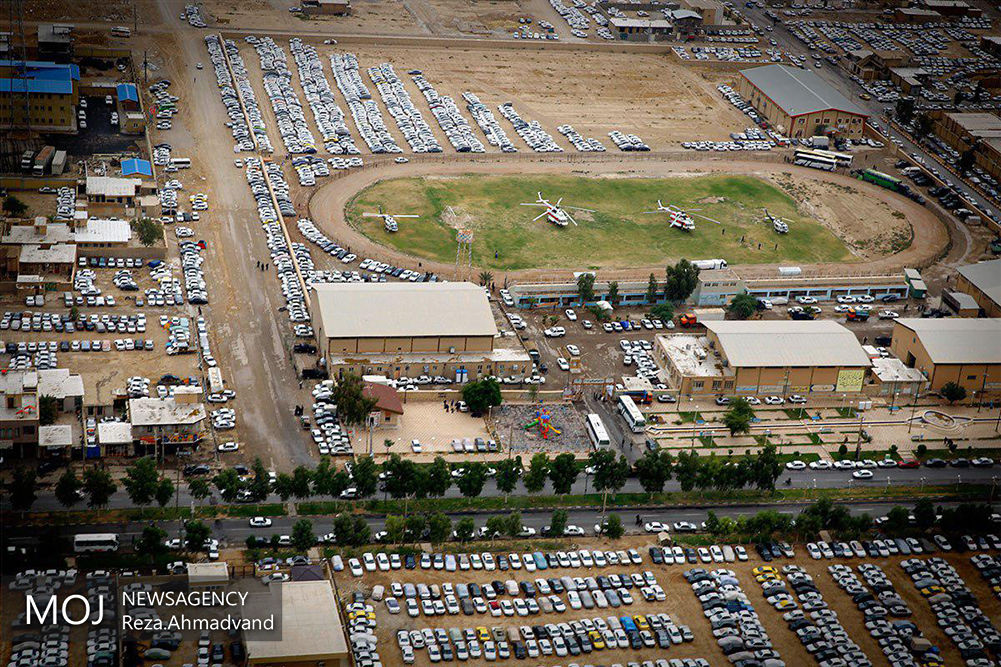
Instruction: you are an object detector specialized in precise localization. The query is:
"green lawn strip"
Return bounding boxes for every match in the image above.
[835,407,858,418]
[344,174,855,270]
[783,408,811,420]
[678,411,705,423]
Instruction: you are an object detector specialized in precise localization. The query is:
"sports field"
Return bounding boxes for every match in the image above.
[344,174,857,271]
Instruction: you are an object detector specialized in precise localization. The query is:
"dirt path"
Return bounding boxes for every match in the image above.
[306,155,950,282]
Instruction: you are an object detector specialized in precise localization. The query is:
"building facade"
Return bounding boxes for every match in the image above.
[890,318,1001,400]
[0,59,79,132]
[955,260,1001,318]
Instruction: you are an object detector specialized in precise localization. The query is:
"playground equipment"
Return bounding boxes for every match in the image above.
[524,408,562,439]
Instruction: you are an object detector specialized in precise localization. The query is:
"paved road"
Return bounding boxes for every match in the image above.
[3,500,989,549]
[12,464,1001,513]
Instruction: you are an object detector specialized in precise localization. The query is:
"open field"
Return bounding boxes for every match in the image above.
[346,174,857,270]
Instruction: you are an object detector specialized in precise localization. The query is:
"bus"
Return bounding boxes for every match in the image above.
[812,148,853,167]
[586,414,611,449]
[617,395,646,434]
[74,533,120,553]
[170,158,191,169]
[858,167,907,191]
[111,26,132,37]
[793,149,837,172]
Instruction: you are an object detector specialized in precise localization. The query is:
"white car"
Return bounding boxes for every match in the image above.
[557,357,570,371]
[809,460,833,470]
[565,309,577,321]
[249,517,272,528]
[411,439,423,453]
[643,521,667,533]
[852,469,874,479]
[878,310,899,319]
[764,396,785,405]
[217,442,239,452]
[796,296,818,304]
[566,344,580,356]
[785,460,806,470]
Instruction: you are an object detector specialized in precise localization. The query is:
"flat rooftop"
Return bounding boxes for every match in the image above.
[658,334,732,378]
[705,320,872,368]
[871,357,926,384]
[128,397,206,427]
[957,259,1000,308]
[19,243,76,265]
[894,318,1001,365]
[944,112,1001,139]
[246,580,347,662]
[2,219,131,245]
[312,282,498,340]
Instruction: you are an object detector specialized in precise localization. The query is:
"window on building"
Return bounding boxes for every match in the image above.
[692,381,704,390]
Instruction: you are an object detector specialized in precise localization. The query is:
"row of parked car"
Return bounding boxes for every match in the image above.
[369,63,441,153]
[289,37,359,155]
[901,557,1000,665]
[499,102,563,153]
[828,563,934,667]
[332,52,402,154]
[413,73,485,153]
[464,92,517,152]
[686,567,781,667]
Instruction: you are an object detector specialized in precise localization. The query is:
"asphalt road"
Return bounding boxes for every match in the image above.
[12,463,1001,513]
[3,500,989,549]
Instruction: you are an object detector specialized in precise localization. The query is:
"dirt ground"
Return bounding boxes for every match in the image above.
[331,534,1001,667]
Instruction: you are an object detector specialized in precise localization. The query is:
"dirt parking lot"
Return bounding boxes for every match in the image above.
[332,535,1001,667]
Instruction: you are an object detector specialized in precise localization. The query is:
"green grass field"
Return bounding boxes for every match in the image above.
[345,174,856,270]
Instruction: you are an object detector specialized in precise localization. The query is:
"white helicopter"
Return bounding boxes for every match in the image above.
[362,206,419,233]
[763,208,792,234]
[641,201,723,231]
[519,192,594,227]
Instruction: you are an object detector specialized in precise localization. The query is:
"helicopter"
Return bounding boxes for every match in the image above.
[763,208,792,234]
[519,193,595,227]
[641,200,723,231]
[362,206,419,233]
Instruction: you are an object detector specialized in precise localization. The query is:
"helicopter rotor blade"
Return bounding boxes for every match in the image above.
[565,211,578,226]
[692,213,723,225]
[533,211,548,222]
[565,206,595,212]
[395,215,419,218]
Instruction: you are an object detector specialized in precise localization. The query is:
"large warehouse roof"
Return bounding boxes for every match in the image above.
[894,318,1001,364]
[246,581,347,663]
[740,64,867,117]
[957,259,1001,308]
[705,320,871,368]
[312,282,498,339]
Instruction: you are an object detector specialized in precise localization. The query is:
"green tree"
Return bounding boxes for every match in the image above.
[913,498,936,530]
[523,453,550,493]
[184,520,211,552]
[38,395,59,426]
[384,514,406,543]
[674,450,700,492]
[461,378,502,415]
[549,508,569,537]
[54,468,82,508]
[274,473,295,501]
[884,506,911,535]
[290,466,313,499]
[958,149,976,175]
[291,519,315,550]
[154,476,174,507]
[728,291,758,320]
[916,443,928,458]
[604,513,624,539]
[213,468,242,503]
[3,195,28,217]
[837,443,849,459]
[504,511,523,538]
[351,456,378,497]
[916,113,934,138]
[132,217,164,246]
[456,463,488,498]
[82,467,117,508]
[425,457,452,497]
[606,281,619,305]
[189,478,211,504]
[549,453,579,495]
[382,454,417,499]
[664,259,700,302]
[635,449,672,494]
[723,398,754,437]
[123,457,161,508]
[427,512,451,544]
[589,450,630,512]
[333,513,361,546]
[332,374,379,428]
[753,444,783,493]
[649,302,674,322]
[249,458,271,501]
[479,270,493,287]
[135,526,168,558]
[941,381,967,404]
[9,467,37,512]
[404,514,427,541]
[576,272,596,303]
[454,517,476,542]
[645,273,658,304]
[485,515,508,541]
[495,456,522,502]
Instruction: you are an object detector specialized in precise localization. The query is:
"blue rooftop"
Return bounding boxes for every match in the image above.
[116,83,139,103]
[122,158,152,177]
[0,59,78,96]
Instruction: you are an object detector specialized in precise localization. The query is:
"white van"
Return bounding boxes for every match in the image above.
[371,584,385,601]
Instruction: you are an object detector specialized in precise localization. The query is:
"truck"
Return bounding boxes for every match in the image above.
[32,145,55,176]
[50,150,68,175]
[678,313,699,328]
[692,258,728,271]
[20,150,35,172]
[846,307,870,322]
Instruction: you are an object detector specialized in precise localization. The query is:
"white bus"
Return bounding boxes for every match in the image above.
[793,149,836,172]
[812,148,853,167]
[586,413,611,449]
[170,158,191,169]
[110,26,132,38]
[74,533,120,553]
[617,395,646,433]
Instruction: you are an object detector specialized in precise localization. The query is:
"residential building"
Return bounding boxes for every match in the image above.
[737,64,869,138]
[656,320,872,397]
[0,59,80,132]
[0,368,83,458]
[362,381,404,429]
[128,392,206,455]
[890,318,1001,400]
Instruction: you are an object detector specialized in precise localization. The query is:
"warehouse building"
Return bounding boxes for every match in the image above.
[246,580,349,667]
[0,59,80,132]
[656,320,871,397]
[931,112,1001,182]
[737,64,869,138]
[311,282,531,382]
[955,259,1001,318]
[609,17,673,42]
[890,318,1001,400]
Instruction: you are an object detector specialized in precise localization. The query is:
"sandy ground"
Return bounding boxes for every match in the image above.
[349,402,492,461]
[307,157,949,280]
[331,534,1001,667]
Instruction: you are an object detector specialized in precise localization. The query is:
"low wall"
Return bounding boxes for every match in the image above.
[0,175,77,191]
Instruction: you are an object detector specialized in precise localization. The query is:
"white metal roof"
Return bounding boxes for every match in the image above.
[312,282,498,340]
[741,64,868,117]
[86,175,142,197]
[957,259,1001,308]
[705,320,872,368]
[894,318,1001,365]
[128,397,206,426]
